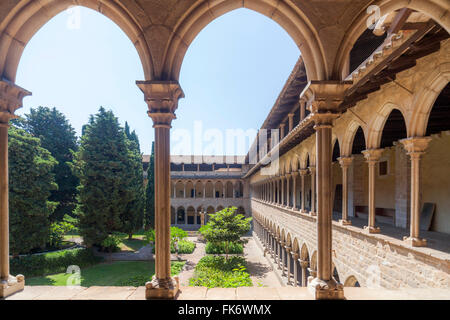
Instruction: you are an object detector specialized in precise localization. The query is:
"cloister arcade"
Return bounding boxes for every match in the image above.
[1,0,450,300]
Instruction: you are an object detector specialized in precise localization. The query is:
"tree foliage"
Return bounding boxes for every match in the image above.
[202,207,252,260]
[144,142,155,229]
[71,107,133,247]
[18,107,78,221]
[9,126,58,255]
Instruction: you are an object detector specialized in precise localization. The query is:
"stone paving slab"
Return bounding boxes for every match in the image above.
[236,287,281,300]
[71,286,137,300]
[205,288,237,300]
[126,286,146,300]
[178,286,208,300]
[275,287,314,300]
[35,286,89,300]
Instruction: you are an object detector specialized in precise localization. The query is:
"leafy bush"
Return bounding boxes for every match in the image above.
[101,233,122,252]
[48,221,75,248]
[205,242,243,254]
[171,226,188,242]
[170,240,196,254]
[144,229,155,244]
[10,248,102,278]
[189,256,252,288]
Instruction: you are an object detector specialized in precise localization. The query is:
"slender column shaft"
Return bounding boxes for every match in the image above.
[293,254,299,287]
[362,149,383,233]
[310,167,316,214]
[292,173,297,209]
[286,175,290,207]
[300,260,308,287]
[0,125,9,281]
[338,157,352,225]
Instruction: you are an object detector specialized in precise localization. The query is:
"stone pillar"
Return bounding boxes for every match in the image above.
[300,98,306,121]
[292,253,299,286]
[362,149,384,234]
[277,178,281,205]
[281,176,285,206]
[137,80,184,299]
[0,81,30,298]
[203,182,206,199]
[286,246,292,284]
[305,81,350,300]
[292,172,298,209]
[288,113,294,132]
[300,169,308,213]
[300,260,309,287]
[338,157,353,225]
[395,142,410,228]
[400,137,432,247]
[183,182,186,198]
[280,242,285,273]
[309,166,316,216]
[280,123,285,140]
[286,174,291,207]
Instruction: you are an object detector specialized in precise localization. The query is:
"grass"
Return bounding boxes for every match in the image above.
[63,232,148,252]
[26,260,185,287]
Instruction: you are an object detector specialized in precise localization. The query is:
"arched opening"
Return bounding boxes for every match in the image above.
[214,181,224,198]
[185,181,195,198]
[205,181,214,198]
[194,181,203,198]
[170,206,176,225]
[235,181,244,198]
[196,206,203,225]
[421,83,450,234]
[186,206,196,225]
[344,275,361,287]
[177,207,186,225]
[175,181,185,198]
[351,127,368,222]
[225,181,234,198]
[332,139,343,218]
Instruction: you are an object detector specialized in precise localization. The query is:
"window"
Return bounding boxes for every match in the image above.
[379,160,388,176]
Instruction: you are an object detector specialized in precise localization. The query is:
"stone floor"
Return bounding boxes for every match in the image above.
[5,285,450,300]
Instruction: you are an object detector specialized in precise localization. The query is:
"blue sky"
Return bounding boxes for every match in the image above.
[16,7,300,155]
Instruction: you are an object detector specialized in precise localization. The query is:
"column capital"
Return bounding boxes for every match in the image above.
[280,123,286,128]
[308,166,316,174]
[301,81,352,112]
[288,113,295,119]
[400,136,432,156]
[136,80,184,128]
[338,156,353,168]
[291,171,299,177]
[0,81,31,124]
[285,246,291,252]
[299,259,309,268]
[362,148,384,163]
[299,169,308,176]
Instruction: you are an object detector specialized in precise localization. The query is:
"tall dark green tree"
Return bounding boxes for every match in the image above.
[71,107,132,247]
[121,122,145,239]
[19,106,79,221]
[9,126,58,255]
[145,142,155,229]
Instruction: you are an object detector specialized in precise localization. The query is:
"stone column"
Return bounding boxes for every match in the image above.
[281,176,285,206]
[300,260,309,287]
[300,97,306,121]
[300,169,308,213]
[280,241,285,272]
[0,81,30,298]
[338,157,353,225]
[137,80,184,299]
[292,253,299,286]
[309,166,316,216]
[183,182,186,198]
[362,149,384,234]
[277,177,281,205]
[286,174,291,207]
[286,246,292,284]
[305,81,350,300]
[400,137,432,247]
[292,172,298,209]
[203,182,206,199]
[280,123,285,140]
[288,113,294,132]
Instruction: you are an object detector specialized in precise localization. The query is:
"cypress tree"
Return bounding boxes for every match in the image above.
[145,142,155,229]
[19,107,78,221]
[71,107,131,247]
[121,122,145,239]
[9,126,58,255]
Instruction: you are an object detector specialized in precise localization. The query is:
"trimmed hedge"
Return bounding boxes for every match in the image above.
[205,242,243,254]
[10,248,103,278]
[189,255,252,288]
[170,239,196,254]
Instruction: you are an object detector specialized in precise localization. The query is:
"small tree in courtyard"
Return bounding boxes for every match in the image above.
[202,207,252,260]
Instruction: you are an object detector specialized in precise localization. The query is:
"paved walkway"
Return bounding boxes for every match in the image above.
[5,285,450,300]
[243,237,283,287]
[177,236,206,286]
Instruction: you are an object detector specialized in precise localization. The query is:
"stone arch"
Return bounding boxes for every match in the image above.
[300,243,310,262]
[310,251,317,271]
[341,119,368,157]
[170,206,176,224]
[367,103,409,149]
[176,206,186,224]
[285,232,292,247]
[344,275,361,287]
[216,205,224,212]
[292,237,300,254]
[0,1,153,82]
[335,0,450,78]
[164,1,328,82]
[409,62,450,136]
[300,150,310,169]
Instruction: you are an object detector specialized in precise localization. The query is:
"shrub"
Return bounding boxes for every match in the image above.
[101,233,122,253]
[144,229,155,245]
[10,248,102,278]
[48,221,75,248]
[205,242,243,254]
[170,240,196,254]
[189,256,252,288]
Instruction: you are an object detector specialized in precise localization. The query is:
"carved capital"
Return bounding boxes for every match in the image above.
[0,81,31,124]
[299,259,309,269]
[308,166,316,174]
[136,81,184,127]
[400,136,432,157]
[299,169,309,176]
[338,156,353,168]
[362,148,384,163]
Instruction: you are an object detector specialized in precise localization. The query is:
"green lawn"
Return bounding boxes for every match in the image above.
[26,260,185,287]
[118,237,147,252]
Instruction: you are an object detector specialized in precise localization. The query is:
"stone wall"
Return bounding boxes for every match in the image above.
[252,200,450,289]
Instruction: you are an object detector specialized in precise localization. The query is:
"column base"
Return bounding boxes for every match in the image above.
[0,274,25,298]
[364,226,380,234]
[307,277,345,300]
[309,211,317,217]
[403,236,427,247]
[145,276,179,299]
[339,219,352,226]
[300,209,308,214]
